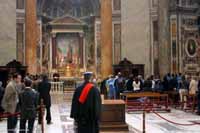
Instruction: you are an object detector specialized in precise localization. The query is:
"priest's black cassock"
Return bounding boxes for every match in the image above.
[70,82,102,133]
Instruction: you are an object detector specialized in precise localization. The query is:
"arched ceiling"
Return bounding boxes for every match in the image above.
[37,0,100,18]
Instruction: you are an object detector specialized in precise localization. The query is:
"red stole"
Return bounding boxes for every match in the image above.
[79,83,94,104]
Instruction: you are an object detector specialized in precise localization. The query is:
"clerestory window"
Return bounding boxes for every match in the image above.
[16,0,25,9]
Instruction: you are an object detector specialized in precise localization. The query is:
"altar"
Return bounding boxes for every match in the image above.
[48,16,86,77]
[100,100,129,131]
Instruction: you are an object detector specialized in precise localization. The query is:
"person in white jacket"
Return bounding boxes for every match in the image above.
[189,76,198,95]
[133,77,141,92]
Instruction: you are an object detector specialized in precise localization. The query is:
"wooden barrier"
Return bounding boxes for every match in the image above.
[120,92,170,112]
[100,100,129,131]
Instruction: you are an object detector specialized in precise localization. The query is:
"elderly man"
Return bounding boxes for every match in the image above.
[70,72,101,133]
[2,73,20,133]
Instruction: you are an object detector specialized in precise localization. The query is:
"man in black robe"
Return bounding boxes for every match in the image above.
[70,72,101,133]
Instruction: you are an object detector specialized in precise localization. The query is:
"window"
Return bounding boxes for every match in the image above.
[171,22,177,38]
[16,0,25,9]
[153,21,158,42]
[176,0,180,5]
[113,0,121,11]
[181,0,186,6]
[172,41,177,58]
[198,17,200,26]
[53,7,57,17]
[181,0,195,6]
[152,0,158,7]
[187,0,195,6]
[16,23,24,64]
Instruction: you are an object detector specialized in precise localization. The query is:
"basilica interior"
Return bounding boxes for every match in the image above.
[1,0,200,133]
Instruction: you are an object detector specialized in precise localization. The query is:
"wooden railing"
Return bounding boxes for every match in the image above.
[120,92,170,112]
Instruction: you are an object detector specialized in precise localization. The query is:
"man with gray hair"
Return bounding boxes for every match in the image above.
[2,73,20,133]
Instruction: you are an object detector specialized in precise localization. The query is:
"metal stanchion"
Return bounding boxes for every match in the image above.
[40,99,45,133]
[143,98,146,133]
[143,110,146,133]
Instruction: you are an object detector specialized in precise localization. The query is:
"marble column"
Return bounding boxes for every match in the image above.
[158,0,170,77]
[25,0,37,74]
[0,0,16,65]
[100,0,113,78]
[52,34,57,69]
[79,33,84,68]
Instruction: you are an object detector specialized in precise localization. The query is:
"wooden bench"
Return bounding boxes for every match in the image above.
[120,92,170,112]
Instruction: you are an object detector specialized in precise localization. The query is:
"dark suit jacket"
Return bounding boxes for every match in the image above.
[19,87,39,119]
[38,81,51,107]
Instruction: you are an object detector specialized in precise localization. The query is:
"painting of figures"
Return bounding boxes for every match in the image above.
[56,34,79,67]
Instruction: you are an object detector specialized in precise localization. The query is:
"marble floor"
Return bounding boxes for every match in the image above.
[0,93,200,133]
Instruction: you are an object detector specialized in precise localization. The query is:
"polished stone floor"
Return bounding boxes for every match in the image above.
[0,93,200,133]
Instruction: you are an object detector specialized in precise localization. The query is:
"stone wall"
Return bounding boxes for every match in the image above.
[0,0,16,65]
[121,0,151,77]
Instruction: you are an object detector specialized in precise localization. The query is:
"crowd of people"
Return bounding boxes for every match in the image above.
[0,73,52,133]
[100,72,200,114]
[1,71,200,133]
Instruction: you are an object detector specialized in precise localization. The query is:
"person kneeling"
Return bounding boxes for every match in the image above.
[19,78,39,133]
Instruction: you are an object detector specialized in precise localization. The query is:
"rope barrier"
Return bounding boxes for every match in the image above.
[151,110,199,126]
[0,106,41,118]
[0,112,21,118]
[139,97,200,129]
[0,100,45,133]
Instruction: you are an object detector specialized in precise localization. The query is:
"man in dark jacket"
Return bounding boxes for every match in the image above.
[0,81,4,113]
[38,75,52,124]
[143,77,152,92]
[126,74,134,91]
[70,72,101,133]
[115,72,125,98]
[197,78,200,115]
[100,77,109,99]
[19,78,38,133]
